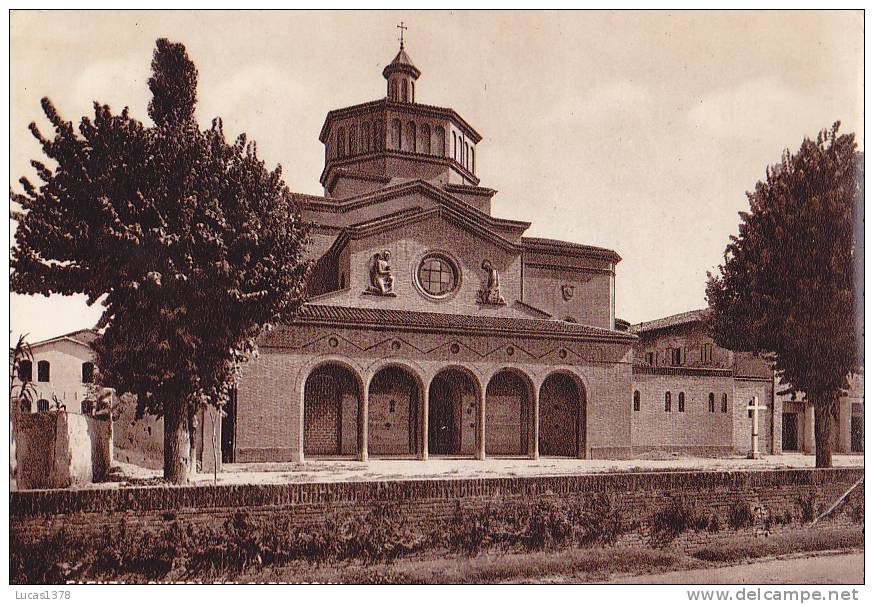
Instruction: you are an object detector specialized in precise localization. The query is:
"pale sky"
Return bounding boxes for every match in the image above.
[8,10,864,342]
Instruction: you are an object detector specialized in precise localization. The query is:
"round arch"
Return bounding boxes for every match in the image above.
[367,363,425,458]
[428,366,482,457]
[302,361,364,458]
[485,367,536,457]
[538,370,587,458]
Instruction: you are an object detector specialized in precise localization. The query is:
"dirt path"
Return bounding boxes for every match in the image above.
[616,552,863,584]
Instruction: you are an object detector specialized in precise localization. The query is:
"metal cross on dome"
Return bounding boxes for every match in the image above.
[397,21,408,48]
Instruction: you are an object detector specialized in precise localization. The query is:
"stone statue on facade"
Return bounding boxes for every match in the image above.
[366,250,396,296]
[478,259,506,305]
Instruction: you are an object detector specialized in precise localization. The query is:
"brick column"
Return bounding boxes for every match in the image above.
[294,397,304,462]
[420,387,429,461]
[477,384,486,461]
[530,388,540,460]
[358,391,368,462]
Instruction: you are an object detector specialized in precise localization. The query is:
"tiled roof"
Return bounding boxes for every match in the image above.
[265,304,636,343]
[31,328,98,348]
[632,364,733,377]
[629,309,709,334]
[521,237,621,262]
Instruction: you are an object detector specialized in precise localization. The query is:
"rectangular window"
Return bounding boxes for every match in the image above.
[701,343,713,364]
[670,347,682,366]
[37,399,49,412]
[82,362,95,384]
[37,361,50,383]
[645,352,655,366]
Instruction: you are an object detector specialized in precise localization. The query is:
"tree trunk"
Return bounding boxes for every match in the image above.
[164,404,194,484]
[813,396,835,468]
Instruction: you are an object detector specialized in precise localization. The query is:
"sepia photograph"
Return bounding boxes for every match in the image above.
[6,8,866,591]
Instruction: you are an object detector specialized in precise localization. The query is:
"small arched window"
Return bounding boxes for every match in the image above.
[708,393,715,413]
[401,79,408,102]
[82,362,95,384]
[678,392,686,412]
[664,391,671,412]
[391,119,402,149]
[37,399,49,412]
[420,124,431,154]
[406,121,417,152]
[721,393,728,413]
[411,81,415,102]
[374,121,384,150]
[337,127,346,157]
[18,359,32,382]
[633,390,641,412]
[435,126,446,156]
[452,133,457,160]
[37,360,50,382]
[363,122,371,152]
[471,146,475,173]
[348,125,356,155]
[388,79,395,100]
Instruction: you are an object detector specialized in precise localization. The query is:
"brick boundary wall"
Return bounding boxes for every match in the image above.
[10,468,864,555]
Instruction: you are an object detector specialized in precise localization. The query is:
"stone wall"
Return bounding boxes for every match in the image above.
[10,468,863,556]
[113,404,221,474]
[14,412,112,489]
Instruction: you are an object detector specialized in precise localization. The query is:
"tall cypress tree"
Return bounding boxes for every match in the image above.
[706,123,863,468]
[11,39,310,483]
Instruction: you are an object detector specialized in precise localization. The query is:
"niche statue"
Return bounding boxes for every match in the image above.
[366,250,396,296]
[478,259,506,305]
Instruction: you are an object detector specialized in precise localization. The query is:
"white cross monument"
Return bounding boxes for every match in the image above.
[747,396,767,459]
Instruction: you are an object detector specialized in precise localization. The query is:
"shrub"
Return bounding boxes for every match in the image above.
[728,500,756,530]
[706,512,722,533]
[648,497,709,545]
[798,494,818,523]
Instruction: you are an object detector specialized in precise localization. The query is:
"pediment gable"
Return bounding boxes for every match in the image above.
[301,179,530,237]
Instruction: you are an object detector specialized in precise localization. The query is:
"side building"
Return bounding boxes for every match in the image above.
[15,329,99,414]
[629,310,863,456]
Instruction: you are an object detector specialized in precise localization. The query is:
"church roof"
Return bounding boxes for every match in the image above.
[271,304,636,344]
[318,99,482,143]
[629,309,709,335]
[382,47,421,79]
[522,237,621,263]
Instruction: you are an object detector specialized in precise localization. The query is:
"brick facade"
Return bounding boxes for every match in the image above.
[230,44,637,464]
[630,310,862,456]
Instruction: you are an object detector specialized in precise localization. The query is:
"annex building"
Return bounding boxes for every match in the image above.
[630,310,864,457]
[228,43,637,463]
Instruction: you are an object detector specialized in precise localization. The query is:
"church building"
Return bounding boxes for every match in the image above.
[227,41,637,463]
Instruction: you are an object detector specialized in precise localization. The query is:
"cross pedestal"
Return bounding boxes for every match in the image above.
[747,396,767,459]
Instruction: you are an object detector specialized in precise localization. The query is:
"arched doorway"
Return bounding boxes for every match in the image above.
[428,367,479,456]
[303,363,361,457]
[485,370,532,456]
[368,365,421,457]
[539,372,585,457]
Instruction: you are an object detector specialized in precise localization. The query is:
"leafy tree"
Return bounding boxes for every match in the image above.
[706,122,863,467]
[11,39,310,483]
